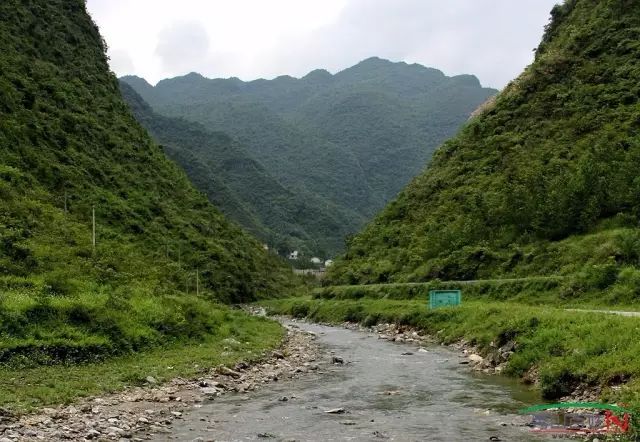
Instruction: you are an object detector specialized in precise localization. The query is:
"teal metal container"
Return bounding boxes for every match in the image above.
[428,290,461,309]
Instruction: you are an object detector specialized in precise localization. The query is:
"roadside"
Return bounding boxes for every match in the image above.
[0,324,323,441]
[567,308,640,317]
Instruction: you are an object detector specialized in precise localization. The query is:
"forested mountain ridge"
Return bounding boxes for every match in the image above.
[327,0,640,299]
[119,82,357,256]
[122,59,496,255]
[0,0,294,366]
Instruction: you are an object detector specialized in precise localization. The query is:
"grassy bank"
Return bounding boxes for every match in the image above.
[315,268,640,309]
[260,297,640,405]
[0,309,283,413]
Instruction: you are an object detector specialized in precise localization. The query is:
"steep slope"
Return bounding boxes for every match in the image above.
[122,60,496,252]
[0,0,293,366]
[119,82,357,256]
[327,0,640,298]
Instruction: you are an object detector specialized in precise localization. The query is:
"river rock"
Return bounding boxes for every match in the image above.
[217,366,242,378]
[145,376,158,385]
[468,354,484,363]
[325,408,346,414]
[201,387,220,397]
[331,356,344,364]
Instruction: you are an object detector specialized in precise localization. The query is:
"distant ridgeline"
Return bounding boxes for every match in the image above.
[121,59,496,257]
[0,0,294,365]
[327,0,640,301]
[119,82,354,259]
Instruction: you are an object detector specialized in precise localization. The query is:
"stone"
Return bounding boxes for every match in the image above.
[468,354,484,363]
[331,356,344,364]
[499,341,516,353]
[106,426,125,435]
[324,408,346,414]
[217,366,242,378]
[272,351,285,359]
[85,428,102,439]
[201,387,220,397]
[145,376,158,385]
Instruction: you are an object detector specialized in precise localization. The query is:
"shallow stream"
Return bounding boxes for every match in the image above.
[159,321,544,441]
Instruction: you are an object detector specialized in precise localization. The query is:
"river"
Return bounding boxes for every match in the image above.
[158,321,544,441]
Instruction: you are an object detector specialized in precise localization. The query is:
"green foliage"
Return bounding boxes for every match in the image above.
[328,0,640,287]
[122,58,496,256]
[0,0,295,369]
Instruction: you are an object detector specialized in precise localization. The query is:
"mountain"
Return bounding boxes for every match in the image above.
[119,82,357,256]
[327,0,640,295]
[121,59,496,256]
[0,0,293,366]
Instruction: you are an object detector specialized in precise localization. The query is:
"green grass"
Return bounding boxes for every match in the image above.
[0,310,283,413]
[261,297,640,404]
[316,264,640,309]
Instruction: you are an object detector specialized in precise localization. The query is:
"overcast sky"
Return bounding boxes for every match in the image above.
[86,0,559,89]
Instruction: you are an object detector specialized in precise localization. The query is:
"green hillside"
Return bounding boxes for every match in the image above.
[122,59,496,255]
[327,0,640,302]
[119,82,356,257]
[0,0,293,369]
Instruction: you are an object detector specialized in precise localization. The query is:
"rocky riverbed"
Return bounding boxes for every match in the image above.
[162,319,540,441]
[0,326,323,441]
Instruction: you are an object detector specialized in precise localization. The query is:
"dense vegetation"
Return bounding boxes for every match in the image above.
[119,83,354,257]
[328,0,640,302]
[122,59,496,256]
[0,0,294,369]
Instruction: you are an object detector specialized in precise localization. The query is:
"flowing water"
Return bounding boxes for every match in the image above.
[158,321,545,441]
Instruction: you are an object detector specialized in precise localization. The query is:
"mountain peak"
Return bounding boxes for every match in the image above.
[302,69,332,82]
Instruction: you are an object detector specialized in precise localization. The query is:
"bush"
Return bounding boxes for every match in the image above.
[43,272,79,296]
[290,302,310,319]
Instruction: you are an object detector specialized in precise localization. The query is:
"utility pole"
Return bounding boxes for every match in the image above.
[92,206,96,249]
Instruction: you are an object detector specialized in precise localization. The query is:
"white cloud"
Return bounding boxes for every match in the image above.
[107,48,135,75]
[155,21,211,75]
[86,0,559,88]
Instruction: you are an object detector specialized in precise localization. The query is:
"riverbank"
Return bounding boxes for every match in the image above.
[0,320,322,441]
[162,319,537,441]
[259,298,640,411]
